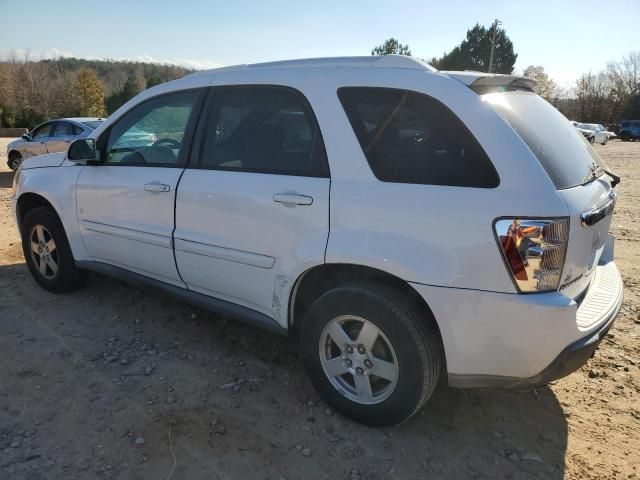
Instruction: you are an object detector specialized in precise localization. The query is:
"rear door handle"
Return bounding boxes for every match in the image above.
[144,182,171,193]
[273,193,313,206]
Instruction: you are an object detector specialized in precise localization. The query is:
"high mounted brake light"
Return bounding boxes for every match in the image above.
[494,218,569,293]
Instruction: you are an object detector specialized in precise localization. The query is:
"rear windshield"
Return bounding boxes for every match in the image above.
[483,91,603,189]
[82,120,103,130]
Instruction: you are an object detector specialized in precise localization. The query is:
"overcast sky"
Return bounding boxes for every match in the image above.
[1,0,638,88]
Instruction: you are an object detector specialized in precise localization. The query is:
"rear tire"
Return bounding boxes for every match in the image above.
[20,207,85,293]
[300,282,442,426]
[602,136,608,145]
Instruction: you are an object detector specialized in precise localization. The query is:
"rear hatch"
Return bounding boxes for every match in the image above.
[473,83,617,299]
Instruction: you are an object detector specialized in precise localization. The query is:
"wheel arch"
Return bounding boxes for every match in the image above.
[289,263,445,353]
[16,192,59,230]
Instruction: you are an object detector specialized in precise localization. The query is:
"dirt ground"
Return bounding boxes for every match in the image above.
[0,139,638,480]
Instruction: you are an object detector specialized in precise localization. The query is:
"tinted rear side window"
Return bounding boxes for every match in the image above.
[338,87,499,188]
[199,86,329,177]
[483,91,603,190]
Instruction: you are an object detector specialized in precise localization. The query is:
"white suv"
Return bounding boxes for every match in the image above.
[11,56,623,426]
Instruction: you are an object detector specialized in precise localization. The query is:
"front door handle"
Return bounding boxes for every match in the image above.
[273,193,313,206]
[144,182,171,193]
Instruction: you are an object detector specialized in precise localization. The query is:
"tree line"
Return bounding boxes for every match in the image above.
[0,55,192,128]
[1,24,638,129]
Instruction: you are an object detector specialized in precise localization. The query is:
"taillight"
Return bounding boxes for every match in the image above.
[494,218,569,293]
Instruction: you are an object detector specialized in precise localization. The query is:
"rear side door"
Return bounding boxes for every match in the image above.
[76,89,204,285]
[174,85,330,324]
[48,121,77,153]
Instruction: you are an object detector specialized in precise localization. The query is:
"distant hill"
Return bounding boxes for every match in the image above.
[39,57,194,96]
[0,58,195,127]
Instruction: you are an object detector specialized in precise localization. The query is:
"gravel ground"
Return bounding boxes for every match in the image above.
[0,139,638,480]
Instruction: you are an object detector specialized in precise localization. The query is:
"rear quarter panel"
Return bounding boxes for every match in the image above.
[308,69,569,292]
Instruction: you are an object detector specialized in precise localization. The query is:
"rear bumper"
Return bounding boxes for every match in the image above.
[518,306,617,388]
[410,260,623,389]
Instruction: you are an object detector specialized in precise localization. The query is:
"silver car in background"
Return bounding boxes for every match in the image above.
[573,122,609,145]
[6,117,104,170]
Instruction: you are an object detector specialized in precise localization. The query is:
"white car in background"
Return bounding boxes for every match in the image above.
[12,56,623,426]
[573,122,609,144]
[597,124,616,140]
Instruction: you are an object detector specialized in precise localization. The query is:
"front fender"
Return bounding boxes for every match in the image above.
[20,152,67,170]
[16,165,89,261]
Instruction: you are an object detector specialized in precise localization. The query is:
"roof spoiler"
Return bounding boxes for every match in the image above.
[441,71,536,93]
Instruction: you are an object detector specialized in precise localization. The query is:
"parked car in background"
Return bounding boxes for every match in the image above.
[596,124,616,140]
[5,117,104,170]
[112,125,158,150]
[12,56,622,426]
[573,122,609,144]
[618,120,640,141]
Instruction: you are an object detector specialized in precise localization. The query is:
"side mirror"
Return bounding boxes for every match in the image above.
[68,138,100,164]
[22,133,31,141]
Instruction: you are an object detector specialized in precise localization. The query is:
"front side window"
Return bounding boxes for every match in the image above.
[199,86,328,177]
[104,90,201,166]
[338,87,499,188]
[32,123,53,140]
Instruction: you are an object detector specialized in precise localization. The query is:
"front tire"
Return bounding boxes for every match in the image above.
[8,152,23,170]
[300,282,442,426]
[21,207,85,292]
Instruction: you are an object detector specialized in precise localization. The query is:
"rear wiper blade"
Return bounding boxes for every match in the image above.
[581,163,600,185]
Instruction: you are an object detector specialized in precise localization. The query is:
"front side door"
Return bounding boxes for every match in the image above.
[26,122,54,157]
[77,89,204,285]
[174,85,330,323]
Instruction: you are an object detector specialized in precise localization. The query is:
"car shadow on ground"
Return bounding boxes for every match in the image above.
[0,170,15,188]
[0,263,568,479]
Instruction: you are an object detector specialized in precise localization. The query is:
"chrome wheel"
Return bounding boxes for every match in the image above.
[29,224,58,279]
[319,315,399,405]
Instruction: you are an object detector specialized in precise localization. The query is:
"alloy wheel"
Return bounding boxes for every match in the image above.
[29,224,59,279]
[319,315,399,405]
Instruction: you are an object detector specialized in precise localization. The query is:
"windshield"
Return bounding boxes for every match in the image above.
[483,91,604,189]
[82,120,103,130]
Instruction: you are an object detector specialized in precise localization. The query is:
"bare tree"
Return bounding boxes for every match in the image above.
[575,71,612,122]
[607,51,640,96]
[522,65,557,100]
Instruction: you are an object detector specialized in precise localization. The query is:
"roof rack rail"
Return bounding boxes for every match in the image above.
[186,55,436,77]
